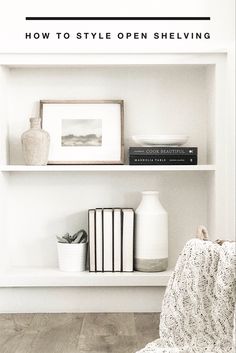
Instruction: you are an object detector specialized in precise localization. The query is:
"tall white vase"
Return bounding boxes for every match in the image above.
[135,191,168,272]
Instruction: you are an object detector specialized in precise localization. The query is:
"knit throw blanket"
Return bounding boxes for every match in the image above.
[137,239,236,353]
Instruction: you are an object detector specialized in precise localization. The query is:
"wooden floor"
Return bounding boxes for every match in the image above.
[0,313,160,353]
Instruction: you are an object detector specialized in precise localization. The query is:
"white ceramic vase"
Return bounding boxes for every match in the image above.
[21,117,50,166]
[135,191,168,272]
[57,243,87,272]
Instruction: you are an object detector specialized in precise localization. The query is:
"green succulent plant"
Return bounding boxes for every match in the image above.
[57,229,88,244]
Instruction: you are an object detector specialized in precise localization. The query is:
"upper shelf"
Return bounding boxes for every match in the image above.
[0,165,216,172]
[0,51,228,68]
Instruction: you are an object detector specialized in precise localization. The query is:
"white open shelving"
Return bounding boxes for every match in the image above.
[0,51,234,312]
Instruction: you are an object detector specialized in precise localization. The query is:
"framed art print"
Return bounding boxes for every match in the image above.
[40,100,124,165]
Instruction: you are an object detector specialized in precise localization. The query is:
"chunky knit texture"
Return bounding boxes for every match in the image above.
[137,239,236,353]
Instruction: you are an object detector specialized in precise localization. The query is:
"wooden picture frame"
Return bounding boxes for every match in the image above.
[40,100,124,165]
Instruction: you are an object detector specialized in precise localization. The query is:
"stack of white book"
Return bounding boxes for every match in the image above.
[88,208,135,272]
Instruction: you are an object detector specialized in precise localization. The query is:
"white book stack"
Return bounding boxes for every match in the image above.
[88,208,134,272]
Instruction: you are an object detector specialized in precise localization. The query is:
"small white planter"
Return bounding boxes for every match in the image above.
[57,242,87,272]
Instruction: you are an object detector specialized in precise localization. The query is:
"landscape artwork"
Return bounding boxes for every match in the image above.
[61,118,102,147]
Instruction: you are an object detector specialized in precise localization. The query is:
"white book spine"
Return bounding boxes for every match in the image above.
[103,209,113,272]
[95,209,103,271]
[114,209,122,272]
[88,209,96,272]
[122,209,134,272]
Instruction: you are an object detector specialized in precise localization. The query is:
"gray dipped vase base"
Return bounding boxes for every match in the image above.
[134,258,168,272]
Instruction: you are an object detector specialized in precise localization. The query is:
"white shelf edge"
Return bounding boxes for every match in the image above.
[0,165,216,172]
[0,268,173,287]
[0,50,229,67]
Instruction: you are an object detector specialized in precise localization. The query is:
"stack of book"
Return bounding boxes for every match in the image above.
[88,208,134,272]
[129,147,198,165]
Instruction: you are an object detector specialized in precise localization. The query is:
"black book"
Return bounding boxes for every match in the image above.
[129,147,198,156]
[129,155,197,165]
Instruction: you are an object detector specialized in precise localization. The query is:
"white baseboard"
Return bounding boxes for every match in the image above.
[0,287,165,313]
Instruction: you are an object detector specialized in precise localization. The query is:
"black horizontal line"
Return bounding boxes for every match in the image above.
[26,16,210,21]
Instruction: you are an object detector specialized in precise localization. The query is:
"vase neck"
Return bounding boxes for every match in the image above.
[140,192,162,209]
[30,118,41,129]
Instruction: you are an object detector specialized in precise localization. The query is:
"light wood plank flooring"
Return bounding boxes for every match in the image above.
[0,313,160,353]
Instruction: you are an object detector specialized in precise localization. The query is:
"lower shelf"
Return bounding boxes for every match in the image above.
[0,267,173,287]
